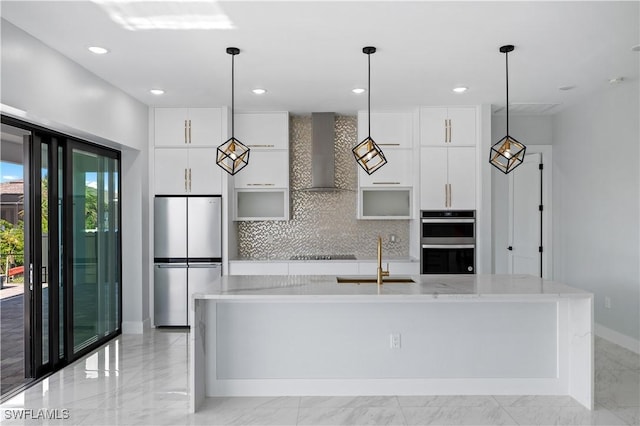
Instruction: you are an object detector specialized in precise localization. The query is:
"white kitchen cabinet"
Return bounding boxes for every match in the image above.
[233,151,290,221]
[231,112,290,221]
[154,147,222,195]
[420,147,475,210]
[234,189,289,221]
[228,261,289,275]
[235,112,289,150]
[154,108,223,147]
[358,148,413,187]
[357,111,413,148]
[356,112,415,220]
[420,107,476,147]
[359,188,412,219]
[357,261,420,275]
[233,151,289,188]
[288,262,360,275]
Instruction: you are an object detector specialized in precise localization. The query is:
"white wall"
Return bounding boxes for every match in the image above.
[491,115,553,274]
[553,81,640,347]
[1,20,150,333]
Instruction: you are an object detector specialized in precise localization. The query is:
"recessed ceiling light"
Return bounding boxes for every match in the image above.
[632,44,640,52]
[252,88,267,95]
[352,88,366,94]
[150,89,165,95]
[452,86,468,93]
[609,77,624,84]
[558,85,576,91]
[88,46,109,55]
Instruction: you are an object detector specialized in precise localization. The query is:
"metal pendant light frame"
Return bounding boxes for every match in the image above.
[217,47,250,175]
[352,46,387,175]
[489,44,526,174]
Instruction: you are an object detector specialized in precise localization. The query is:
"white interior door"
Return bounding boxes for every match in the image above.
[508,153,542,276]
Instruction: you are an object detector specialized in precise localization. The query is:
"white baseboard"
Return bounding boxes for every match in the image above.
[595,323,640,354]
[122,318,151,334]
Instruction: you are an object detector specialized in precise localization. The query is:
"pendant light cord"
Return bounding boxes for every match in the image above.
[505,50,509,136]
[231,52,235,138]
[367,51,371,137]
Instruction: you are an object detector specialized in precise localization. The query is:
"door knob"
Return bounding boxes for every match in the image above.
[507,246,513,251]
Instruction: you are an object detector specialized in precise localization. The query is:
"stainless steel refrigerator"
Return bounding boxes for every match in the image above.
[154,196,222,326]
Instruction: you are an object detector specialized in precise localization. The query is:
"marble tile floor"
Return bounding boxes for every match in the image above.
[0,329,638,425]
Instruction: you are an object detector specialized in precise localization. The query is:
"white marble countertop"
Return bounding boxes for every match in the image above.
[191,274,592,300]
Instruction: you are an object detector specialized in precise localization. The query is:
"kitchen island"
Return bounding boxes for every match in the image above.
[190,274,593,412]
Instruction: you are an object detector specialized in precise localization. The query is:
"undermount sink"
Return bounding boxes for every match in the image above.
[336,276,415,284]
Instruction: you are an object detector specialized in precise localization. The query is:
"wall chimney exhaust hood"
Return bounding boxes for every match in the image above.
[301,112,342,192]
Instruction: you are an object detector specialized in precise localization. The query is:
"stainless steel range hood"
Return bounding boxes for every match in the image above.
[302,112,339,192]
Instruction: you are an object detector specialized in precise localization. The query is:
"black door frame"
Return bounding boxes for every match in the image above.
[3,115,122,382]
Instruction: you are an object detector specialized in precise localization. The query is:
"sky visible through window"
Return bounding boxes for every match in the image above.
[1,161,100,187]
[0,162,23,183]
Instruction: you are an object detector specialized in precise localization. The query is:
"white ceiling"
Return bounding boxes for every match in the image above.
[1,1,638,115]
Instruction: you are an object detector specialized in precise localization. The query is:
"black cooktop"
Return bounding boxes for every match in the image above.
[289,254,357,261]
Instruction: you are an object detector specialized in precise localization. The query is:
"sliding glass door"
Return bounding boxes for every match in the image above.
[68,143,120,354]
[2,116,121,388]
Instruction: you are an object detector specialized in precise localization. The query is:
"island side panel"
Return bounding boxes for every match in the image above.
[208,299,564,396]
[567,296,594,409]
[189,297,210,413]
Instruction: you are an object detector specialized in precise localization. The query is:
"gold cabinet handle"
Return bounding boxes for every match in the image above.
[444,119,447,143]
[372,182,400,185]
[448,183,452,207]
[444,184,448,207]
[188,168,192,192]
[246,183,275,186]
[188,119,192,144]
[448,119,452,143]
[246,144,275,148]
[184,120,188,144]
[184,168,188,192]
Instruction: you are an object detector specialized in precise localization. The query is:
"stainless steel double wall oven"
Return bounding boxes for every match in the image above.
[420,210,476,274]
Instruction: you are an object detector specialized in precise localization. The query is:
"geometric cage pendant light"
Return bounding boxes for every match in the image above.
[216,47,250,175]
[352,46,387,175]
[489,44,526,174]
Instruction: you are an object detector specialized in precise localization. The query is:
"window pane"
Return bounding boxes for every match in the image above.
[71,149,119,353]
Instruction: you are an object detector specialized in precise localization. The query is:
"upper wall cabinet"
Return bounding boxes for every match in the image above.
[357,111,412,148]
[235,112,289,150]
[420,107,476,147]
[155,108,223,147]
[154,147,222,195]
[232,112,290,221]
[356,111,414,219]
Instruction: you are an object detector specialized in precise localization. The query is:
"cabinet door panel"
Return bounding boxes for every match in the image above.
[448,147,476,210]
[359,149,413,187]
[419,107,448,146]
[188,108,222,146]
[358,112,412,148]
[155,108,188,146]
[188,148,222,194]
[154,148,188,194]
[235,112,289,149]
[233,150,288,188]
[447,107,476,146]
[420,147,447,209]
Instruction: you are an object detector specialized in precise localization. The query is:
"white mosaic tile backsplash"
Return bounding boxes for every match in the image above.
[236,115,410,260]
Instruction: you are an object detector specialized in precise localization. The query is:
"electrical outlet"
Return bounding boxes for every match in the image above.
[604,296,611,309]
[390,333,401,349]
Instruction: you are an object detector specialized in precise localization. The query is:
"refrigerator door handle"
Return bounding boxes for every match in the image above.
[156,264,188,268]
[188,263,221,268]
